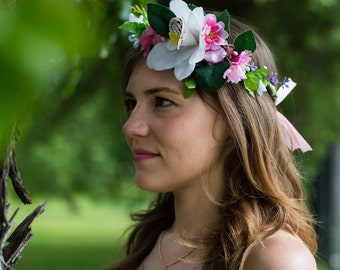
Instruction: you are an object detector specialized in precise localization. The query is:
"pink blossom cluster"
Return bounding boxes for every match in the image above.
[201,14,253,83]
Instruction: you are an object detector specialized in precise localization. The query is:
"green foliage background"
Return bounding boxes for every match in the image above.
[0,0,339,268]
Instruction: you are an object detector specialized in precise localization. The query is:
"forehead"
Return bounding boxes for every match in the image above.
[126,59,185,94]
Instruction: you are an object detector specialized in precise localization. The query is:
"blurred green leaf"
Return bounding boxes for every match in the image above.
[0,0,99,145]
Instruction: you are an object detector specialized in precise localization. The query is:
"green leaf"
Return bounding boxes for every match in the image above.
[267,84,277,97]
[147,3,176,38]
[188,4,197,11]
[183,77,196,98]
[218,10,230,33]
[244,72,260,92]
[183,88,195,98]
[244,68,268,91]
[234,30,257,53]
[244,86,256,98]
[185,77,196,89]
[118,22,146,37]
[196,62,230,92]
[255,68,269,76]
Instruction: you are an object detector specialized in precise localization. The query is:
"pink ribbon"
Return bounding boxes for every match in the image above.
[274,79,312,153]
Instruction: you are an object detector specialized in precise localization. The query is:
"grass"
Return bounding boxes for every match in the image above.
[7,196,134,270]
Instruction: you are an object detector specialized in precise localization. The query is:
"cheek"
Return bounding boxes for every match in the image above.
[163,117,220,159]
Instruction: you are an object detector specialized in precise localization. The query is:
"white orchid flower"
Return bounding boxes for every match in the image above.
[147,0,206,81]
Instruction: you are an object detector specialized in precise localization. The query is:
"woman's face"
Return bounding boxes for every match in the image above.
[123,59,225,195]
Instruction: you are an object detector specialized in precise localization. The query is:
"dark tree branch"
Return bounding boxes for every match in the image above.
[0,125,46,269]
[3,202,46,267]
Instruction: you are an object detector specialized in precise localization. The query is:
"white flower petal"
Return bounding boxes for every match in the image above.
[189,37,205,64]
[256,80,267,96]
[181,32,198,46]
[147,43,202,81]
[147,42,193,70]
[129,14,143,24]
[189,7,205,32]
[181,7,204,46]
[167,40,177,50]
[173,46,202,79]
[174,61,195,80]
[170,0,191,19]
[147,43,180,70]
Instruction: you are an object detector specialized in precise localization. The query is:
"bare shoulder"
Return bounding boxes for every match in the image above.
[244,230,317,270]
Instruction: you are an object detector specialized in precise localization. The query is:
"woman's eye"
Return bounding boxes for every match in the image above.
[154,97,174,107]
[124,99,136,113]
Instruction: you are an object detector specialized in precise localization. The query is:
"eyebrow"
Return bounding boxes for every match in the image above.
[125,87,181,97]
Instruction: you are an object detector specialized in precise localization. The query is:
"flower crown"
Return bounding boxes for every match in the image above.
[119,0,292,99]
[119,0,312,153]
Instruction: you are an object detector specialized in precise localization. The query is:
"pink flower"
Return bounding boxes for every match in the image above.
[223,65,247,83]
[202,14,228,64]
[204,46,226,63]
[232,50,252,67]
[202,14,228,49]
[139,26,166,57]
[223,50,252,83]
[226,45,235,59]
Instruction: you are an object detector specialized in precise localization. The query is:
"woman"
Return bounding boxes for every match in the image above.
[111,0,317,269]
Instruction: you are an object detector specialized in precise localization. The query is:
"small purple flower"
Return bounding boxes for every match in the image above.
[269,72,279,86]
[249,61,257,71]
[281,77,290,88]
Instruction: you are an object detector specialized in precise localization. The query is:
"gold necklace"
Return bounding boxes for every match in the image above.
[158,231,195,270]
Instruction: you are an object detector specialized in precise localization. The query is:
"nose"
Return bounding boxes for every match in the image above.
[122,105,150,138]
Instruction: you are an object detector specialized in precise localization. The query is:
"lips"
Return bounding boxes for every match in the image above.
[132,148,160,161]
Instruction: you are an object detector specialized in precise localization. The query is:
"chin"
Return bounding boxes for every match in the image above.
[135,177,170,193]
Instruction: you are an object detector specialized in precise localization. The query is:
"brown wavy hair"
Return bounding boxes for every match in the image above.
[109,15,317,270]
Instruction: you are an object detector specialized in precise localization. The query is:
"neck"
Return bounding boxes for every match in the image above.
[171,182,222,238]
[168,160,226,238]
